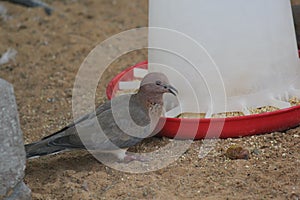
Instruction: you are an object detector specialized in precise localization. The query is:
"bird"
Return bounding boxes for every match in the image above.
[2,0,53,15]
[25,72,178,162]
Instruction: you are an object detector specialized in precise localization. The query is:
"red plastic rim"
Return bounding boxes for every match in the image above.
[106,61,300,139]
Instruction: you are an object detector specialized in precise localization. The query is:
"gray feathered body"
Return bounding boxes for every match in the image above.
[25,93,155,158]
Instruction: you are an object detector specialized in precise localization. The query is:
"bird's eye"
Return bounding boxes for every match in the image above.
[156,81,162,85]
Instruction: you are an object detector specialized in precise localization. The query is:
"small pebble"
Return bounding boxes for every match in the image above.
[82,181,89,191]
[225,145,250,160]
[252,148,260,155]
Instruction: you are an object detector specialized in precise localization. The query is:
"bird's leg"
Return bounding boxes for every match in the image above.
[123,152,148,163]
[110,149,127,160]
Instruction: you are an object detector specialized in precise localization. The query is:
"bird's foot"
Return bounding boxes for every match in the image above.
[122,153,148,163]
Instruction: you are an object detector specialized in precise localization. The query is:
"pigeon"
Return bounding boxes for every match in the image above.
[3,0,53,15]
[25,72,178,162]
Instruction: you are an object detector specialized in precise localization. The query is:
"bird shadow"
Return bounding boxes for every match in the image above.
[24,137,171,185]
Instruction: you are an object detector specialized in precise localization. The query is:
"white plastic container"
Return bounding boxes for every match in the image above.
[148,0,300,117]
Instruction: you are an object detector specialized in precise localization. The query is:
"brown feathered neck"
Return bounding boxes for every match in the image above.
[134,87,164,109]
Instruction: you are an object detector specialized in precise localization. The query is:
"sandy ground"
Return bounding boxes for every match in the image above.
[0,0,299,199]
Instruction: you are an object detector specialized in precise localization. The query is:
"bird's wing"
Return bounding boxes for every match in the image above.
[91,94,151,150]
[39,100,112,148]
[48,94,150,151]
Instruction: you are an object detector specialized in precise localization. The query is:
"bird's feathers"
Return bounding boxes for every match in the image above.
[25,94,150,158]
[25,72,176,160]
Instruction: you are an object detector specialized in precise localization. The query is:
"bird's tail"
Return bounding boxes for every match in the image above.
[25,140,67,159]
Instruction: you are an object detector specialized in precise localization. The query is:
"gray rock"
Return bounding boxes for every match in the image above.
[0,79,31,199]
[4,182,31,200]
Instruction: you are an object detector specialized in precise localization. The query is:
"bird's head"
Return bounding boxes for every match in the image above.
[138,72,178,96]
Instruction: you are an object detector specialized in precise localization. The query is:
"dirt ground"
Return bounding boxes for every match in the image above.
[0,0,299,199]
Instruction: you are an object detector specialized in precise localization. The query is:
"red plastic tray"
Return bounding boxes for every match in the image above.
[106,61,300,139]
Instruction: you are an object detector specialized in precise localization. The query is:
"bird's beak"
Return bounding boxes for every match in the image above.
[166,85,178,96]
